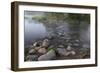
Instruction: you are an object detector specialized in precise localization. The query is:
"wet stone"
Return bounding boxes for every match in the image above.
[38,48,47,54]
[26,55,38,61]
[56,47,68,56]
[29,49,36,54]
[38,49,56,61]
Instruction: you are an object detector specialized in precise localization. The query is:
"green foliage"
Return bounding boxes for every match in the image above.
[44,13,66,21]
[32,12,90,26]
[67,13,90,24]
[47,48,55,52]
[32,12,67,23]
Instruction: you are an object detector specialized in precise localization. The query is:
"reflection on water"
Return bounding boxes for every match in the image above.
[24,18,47,47]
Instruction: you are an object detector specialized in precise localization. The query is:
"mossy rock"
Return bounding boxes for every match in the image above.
[47,48,55,52]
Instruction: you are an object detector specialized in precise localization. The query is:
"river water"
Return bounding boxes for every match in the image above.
[24,18,48,48]
[24,14,90,49]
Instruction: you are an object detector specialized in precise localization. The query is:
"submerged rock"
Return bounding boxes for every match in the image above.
[26,55,38,61]
[58,45,64,48]
[82,44,90,49]
[56,47,70,56]
[73,43,80,46]
[38,49,56,61]
[29,49,36,54]
[75,39,80,42]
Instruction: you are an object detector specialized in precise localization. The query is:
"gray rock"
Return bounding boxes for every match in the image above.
[33,41,41,47]
[33,42,38,47]
[75,39,80,42]
[56,48,70,56]
[66,45,72,50]
[29,49,36,54]
[58,45,64,48]
[70,51,76,55]
[34,47,41,50]
[26,55,38,61]
[48,45,54,49]
[38,49,56,61]
[82,44,90,49]
[42,39,49,48]
[73,43,80,46]
[38,48,47,54]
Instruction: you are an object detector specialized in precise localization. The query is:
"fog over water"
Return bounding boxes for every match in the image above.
[24,18,48,47]
[24,11,90,49]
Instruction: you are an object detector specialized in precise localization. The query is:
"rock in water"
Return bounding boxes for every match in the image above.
[34,47,40,50]
[56,48,70,56]
[82,44,90,49]
[58,45,64,48]
[73,43,80,47]
[38,49,56,61]
[42,39,49,48]
[26,55,38,61]
[70,51,76,55]
[29,49,36,54]
[38,48,47,54]
[75,39,80,42]
[66,45,72,50]
[33,42,38,47]
[33,41,41,47]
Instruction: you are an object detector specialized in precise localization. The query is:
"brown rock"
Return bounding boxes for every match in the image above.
[38,48,47,54]
[34,47,40,50]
